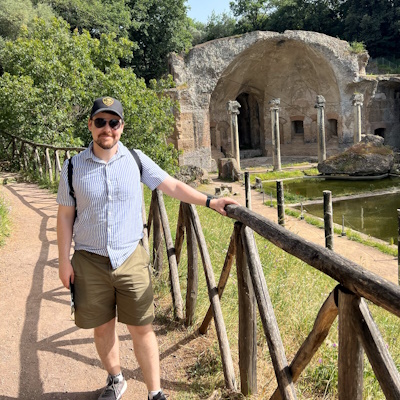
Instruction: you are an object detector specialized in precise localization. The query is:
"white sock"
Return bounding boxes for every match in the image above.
[149,389,162,399]
[111,372,123,382]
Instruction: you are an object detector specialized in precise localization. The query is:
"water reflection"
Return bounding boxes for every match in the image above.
[262,177,400,244]
[305,193,400,244]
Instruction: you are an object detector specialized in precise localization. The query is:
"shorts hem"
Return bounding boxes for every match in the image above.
[119,314,155,327]
[75,313,116,329]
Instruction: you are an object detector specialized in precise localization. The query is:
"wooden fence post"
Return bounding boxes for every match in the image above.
[183,203,199,327]
[241,226,297,400]
[55,150,62,180]
[338,286,363,400]
[270,288,338,399]
[199,226,236,334]
[151,190,164,274]
[324,190,333,250]
[236,223,257,395]
[187,203,237,391]
[34,148,43,178]
[245,171,251,210]
[277,180,285,227]
[45,148,53,182]
[353,298,400,398]
[174,203,185,265]
[155,189,184,321]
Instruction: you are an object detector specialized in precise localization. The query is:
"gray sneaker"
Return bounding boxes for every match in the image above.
[98,374,127,400]
[148,391,167,400]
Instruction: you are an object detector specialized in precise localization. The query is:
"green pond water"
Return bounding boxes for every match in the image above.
[262,177,400,244]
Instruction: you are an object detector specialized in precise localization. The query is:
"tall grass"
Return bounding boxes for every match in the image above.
[146,187,400,399]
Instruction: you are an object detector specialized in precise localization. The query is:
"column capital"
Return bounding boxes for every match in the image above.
[315,95,326,108]
[269,98,280,110]
[352,93,364,106]
[226,100,241,115]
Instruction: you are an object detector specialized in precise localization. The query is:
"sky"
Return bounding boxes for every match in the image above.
[186,0,233,23]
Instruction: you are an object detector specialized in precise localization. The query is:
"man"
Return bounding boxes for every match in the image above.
[56,97,239,400]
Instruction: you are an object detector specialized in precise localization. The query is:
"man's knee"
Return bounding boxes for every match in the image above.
[94,318,116,338]
[127,323,154,339]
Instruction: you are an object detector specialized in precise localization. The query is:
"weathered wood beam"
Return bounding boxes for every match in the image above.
[199,226,236,334]
[237,223,257,396]
[151,190,164,274]
[354,299,400,399]
[225,204,400,318]
[241,225,297,400]
[186,203,237,391]
[155,189,184,320]
[338,287,363,400]
[270,288,338,399]
[182,203,198,327]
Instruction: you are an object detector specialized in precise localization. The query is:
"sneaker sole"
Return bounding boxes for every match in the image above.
[117,380,127,400]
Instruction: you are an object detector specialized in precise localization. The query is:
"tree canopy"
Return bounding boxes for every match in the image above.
[0,18,178,172]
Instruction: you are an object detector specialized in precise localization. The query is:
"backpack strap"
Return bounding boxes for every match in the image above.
[67,157,77,218]
[130,149,142,177]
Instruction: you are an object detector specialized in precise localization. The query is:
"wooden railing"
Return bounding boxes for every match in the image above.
[2,132,400,399]
[0,131,85,181]
[148,189,400,399]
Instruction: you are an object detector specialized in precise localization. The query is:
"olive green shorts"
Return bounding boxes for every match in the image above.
[71,244,154,329]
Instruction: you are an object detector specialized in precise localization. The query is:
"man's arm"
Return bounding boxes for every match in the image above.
[157,176,239,216]
[57,205,76,288]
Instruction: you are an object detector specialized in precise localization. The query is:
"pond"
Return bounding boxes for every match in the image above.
[262,177,400,244]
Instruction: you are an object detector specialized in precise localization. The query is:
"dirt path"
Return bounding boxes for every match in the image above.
[0,173,397,399]
[0,175,211,400]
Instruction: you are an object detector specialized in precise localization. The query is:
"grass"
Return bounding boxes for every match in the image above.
[0,189,10,246]
[249,168,319,184]
[145,187,400,399]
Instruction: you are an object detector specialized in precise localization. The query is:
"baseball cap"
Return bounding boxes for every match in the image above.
[90,97,124,120]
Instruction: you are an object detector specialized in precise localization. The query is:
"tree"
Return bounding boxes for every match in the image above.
[267,0,343,37]
[230,0,270,32]
[203,11,237,42]
[0,18,179,172]
[34,0,132,38]
[127,0,192,81]
[342,0,400,58]
[0,0,55,41]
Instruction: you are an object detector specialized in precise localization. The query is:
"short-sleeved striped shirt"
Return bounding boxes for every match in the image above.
[56,141,169,269]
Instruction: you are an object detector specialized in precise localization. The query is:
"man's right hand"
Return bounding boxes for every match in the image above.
[59,260,74,289]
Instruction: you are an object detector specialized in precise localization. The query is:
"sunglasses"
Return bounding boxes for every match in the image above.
[93,118,122,130]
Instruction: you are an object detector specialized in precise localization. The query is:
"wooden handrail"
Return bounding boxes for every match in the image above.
[225,204,400,318]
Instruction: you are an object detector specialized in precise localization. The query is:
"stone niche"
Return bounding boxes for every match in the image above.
[167,30,374,171]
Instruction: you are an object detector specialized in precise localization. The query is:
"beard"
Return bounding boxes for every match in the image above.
[94,135,119,150]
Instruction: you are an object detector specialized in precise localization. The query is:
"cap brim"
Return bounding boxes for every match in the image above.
[91,108,123,120]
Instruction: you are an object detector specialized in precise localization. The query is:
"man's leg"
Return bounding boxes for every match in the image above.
[127,323,160,391]
[94,317,121,375]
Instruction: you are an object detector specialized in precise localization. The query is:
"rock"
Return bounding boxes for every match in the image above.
[218,158,243,181]
[318,134,394,176]
[174,165,210,187]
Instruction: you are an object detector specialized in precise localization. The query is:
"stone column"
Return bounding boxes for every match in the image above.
[269,98,281,171]
[315,95,326,163]
[227,100,241,170]
[352,93,364,143]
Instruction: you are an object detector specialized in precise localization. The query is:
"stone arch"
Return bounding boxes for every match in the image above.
[169,30,369,170]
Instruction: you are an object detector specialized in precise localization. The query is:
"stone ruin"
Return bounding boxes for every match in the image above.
[167,30,400,172]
